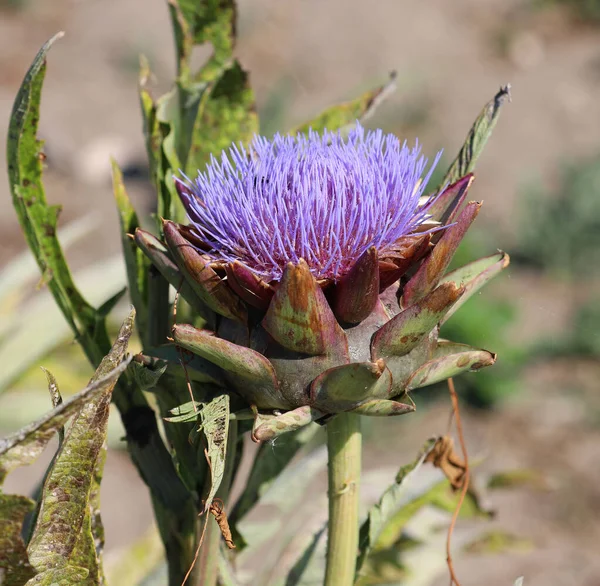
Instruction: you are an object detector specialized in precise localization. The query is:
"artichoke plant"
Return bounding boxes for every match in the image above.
[135,123,509,441]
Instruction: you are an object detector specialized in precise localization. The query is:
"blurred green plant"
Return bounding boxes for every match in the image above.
[2,1,513,585]
[515,154,600,279]
[537,0,600,23]
[533,296,600,357]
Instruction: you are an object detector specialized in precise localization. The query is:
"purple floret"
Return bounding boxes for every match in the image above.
[177,122,441,282]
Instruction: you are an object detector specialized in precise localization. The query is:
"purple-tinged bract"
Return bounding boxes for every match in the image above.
[177,123,441,282]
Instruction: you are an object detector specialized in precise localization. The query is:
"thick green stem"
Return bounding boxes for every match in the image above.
[325,413,361,586]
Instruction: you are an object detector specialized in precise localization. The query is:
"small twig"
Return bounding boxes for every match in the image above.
[446,378,469,586]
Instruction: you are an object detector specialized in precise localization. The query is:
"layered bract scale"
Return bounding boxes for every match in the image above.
[135,123,508,441]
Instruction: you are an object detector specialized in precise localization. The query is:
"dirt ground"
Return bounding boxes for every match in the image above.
[2,0,600,584]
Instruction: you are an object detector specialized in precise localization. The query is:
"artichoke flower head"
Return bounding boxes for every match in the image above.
[136,123,508,441]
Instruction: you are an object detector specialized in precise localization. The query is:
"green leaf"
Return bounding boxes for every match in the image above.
[170,0,237,82]
[199,394,230,511]
[26,311,135,581]
[230,424,320,534]
[463,530,532,554]
[0,493,37,585]
[41,367,64,445]
[7,32,110,367]
[0,255,126,395]
[0,359,129,484]
[285,524,326,586]
[356,439,436,577]
[292,73,397,135]
[185,61,258,176]
[138,62,183,224]
[356,442,495,586]
[440,85,511,188]
[236,445,327,569]
[129,358,168,392]
[440,251,510,324]
[111,159,149,344]
[24,565,89,585]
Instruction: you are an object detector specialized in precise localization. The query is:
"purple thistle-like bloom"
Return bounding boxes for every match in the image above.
[177,123,441,282]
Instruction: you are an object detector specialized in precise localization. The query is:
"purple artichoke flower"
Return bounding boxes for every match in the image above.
[176,124,441,283]
[136,123,508,441]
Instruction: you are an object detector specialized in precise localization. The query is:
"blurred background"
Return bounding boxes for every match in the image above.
[1,0,600,584]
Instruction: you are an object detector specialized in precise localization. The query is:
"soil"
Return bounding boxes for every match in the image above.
[1,0,600,584]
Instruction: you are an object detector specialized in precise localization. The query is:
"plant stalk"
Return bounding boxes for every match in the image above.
[325,413,361,586]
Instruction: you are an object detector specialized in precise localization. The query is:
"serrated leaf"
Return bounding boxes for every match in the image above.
[292,73,397,135]
[439,85,511,189]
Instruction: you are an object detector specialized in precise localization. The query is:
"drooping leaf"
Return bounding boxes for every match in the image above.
[0,360,129,484]
[292,73,397,135]
[26,311,135,581]
[356,438,494,584]
[439,85,511,189]
[199,394,230,512]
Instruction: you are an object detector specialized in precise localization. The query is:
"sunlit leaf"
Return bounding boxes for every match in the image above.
[26,312,134,581]
[439,85,511,189]
[292,73,397,135]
